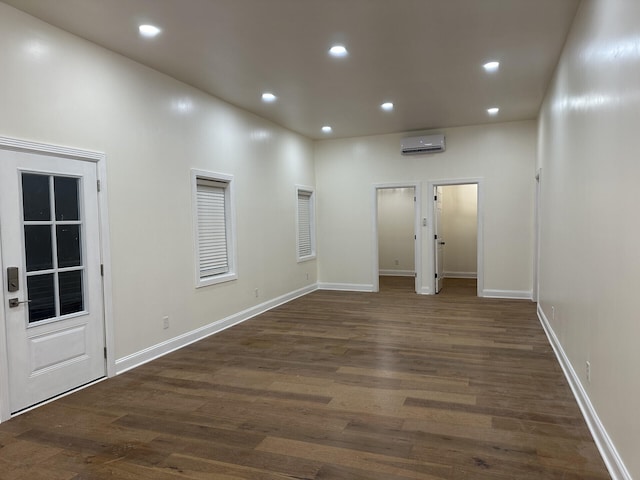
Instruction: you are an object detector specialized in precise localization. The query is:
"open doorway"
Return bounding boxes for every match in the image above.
[429,179,483,296]
[373,184,420,293]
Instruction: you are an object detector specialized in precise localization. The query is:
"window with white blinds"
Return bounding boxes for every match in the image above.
[197,178,228,276]
[192,170,237,287]
[296,187,316,261]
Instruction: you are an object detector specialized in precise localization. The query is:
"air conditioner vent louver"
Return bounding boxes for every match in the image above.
[401,134,445,155]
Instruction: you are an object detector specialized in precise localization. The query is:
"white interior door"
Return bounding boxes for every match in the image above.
[434,186,445,293]
[0,149,105,413]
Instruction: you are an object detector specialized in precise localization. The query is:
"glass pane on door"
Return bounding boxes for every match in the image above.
[56,225,81,267]
[21,173,85,324]
[59,270,83,315]
[54,176,79,221]
[27,274,56,322]
[24,225,53,271]
[22,173,51,221]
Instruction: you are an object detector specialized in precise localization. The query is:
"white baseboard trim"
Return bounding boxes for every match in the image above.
[379,270,415,277]
[115,284,317,375]
[537,305,631,480]
[444,271,477,279]
[482,289,532,300]
[317,283,374,292]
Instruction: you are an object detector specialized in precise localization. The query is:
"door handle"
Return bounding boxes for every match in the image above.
[439,241,446,245]
[8,298,31,308]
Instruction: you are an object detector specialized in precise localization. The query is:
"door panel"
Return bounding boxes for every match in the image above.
[0,149,105,413]
[30,325,88,373]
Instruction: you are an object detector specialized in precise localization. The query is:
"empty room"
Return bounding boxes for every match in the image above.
[0,1,637,478]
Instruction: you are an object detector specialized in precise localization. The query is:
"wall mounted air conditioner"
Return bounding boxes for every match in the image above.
[401,134,446,155]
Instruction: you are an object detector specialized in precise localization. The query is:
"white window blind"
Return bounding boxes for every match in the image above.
[196,178,229,278]
[297,190,313,258]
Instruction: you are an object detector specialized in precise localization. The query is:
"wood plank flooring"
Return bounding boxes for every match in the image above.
[0,277,610,479]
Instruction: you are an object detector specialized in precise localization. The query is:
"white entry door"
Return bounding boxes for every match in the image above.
[434,186,445,293]
[0,148,105,413]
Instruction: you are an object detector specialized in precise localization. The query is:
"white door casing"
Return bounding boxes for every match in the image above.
[533,168,542,303]
[427,178,483,297]
[372,183,421,294]
[434,186,445,293]
[0,146,106,414]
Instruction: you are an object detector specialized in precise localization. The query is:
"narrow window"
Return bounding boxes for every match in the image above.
[296,186,316,261]
[192,170,237,287]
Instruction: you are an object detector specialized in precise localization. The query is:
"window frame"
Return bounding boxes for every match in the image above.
[295,185,316,262]
[191,169,237,287]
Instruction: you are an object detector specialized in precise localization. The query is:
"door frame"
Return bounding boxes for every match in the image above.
[0,136,115,422]
[434,186,444,294]
[533,168,542,303]
[372,182,421,293]
[426,178,484,296]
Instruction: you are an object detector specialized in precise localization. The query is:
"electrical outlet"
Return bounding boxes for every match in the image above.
[254,288,259,298]
[162,316,169,330]
[586,361,591,383]
[394,259,399,266]
[551,306,555,321]
[306,273,309,280]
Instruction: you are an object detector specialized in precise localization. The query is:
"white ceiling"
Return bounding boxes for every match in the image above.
[3,0,580,139]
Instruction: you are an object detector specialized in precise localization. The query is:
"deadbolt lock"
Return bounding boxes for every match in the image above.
[7,267,19,292]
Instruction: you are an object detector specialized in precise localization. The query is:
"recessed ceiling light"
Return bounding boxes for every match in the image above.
[322,126,333,133]
[381,102,394,111]
[487,107,500,115]
[139,24,161,38]
[329,45,348,57]
[483,61,500,72]
[261,92,277,102]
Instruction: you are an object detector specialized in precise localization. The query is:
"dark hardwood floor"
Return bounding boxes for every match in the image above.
[0,281,610,479]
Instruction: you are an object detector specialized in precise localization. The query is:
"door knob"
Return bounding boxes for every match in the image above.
[8,298,31,308]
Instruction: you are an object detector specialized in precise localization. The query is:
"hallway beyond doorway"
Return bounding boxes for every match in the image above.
[378,276,478,297]
[439,277,477,297]
[378,275,414,293]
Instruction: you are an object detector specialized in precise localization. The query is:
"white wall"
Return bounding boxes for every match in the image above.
[315,121,536,295]
[0,4,316,363]
[377,187,415,275]
[537,1,640,477]
[441,184,477,277]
